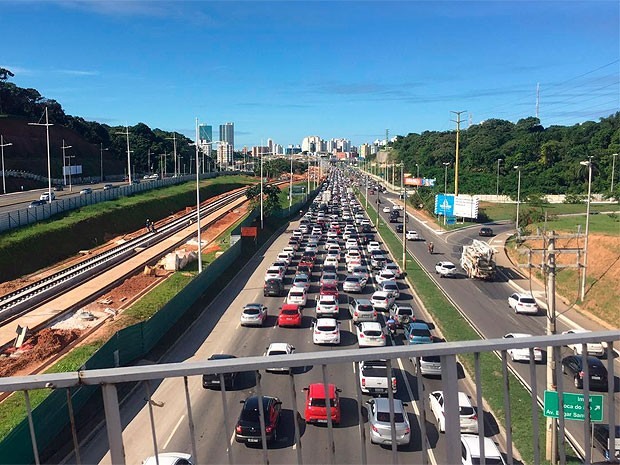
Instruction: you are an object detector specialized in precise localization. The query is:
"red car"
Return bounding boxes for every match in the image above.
[299,260,314,272]
[320,283,339,300]
[278,304,302,327]
[303,383,341,425]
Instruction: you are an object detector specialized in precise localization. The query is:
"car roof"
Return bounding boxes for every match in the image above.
[208,354,236,361]
[355,298,373,305]
[244,303,264,309]
[438,261,455,266]
[142,453,193,465]
[360,321,382,330]
[410,321,430,329]
[316,317,338,325]
[514,292,534,298]
[373,397,405,413]
[504,333,533,338]
[267,342,291,351]
[307,383,338,398]
[461,434,503,459]
[281,304,300,311]
[372,291,390,297]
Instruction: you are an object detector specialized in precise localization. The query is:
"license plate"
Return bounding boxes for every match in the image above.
[592,376,601,380]
[247,438,259,443]
[317,419,327,423]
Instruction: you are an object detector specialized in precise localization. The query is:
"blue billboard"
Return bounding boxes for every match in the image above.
[434,194,454,216]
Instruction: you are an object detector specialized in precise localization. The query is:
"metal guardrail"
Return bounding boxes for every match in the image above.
[0,332,617,465]
[0,188,247,323]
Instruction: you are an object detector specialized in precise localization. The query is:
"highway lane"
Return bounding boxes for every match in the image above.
[72,196,500,464]
[373,188,619,461]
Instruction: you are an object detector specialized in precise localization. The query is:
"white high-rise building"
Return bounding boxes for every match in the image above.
[302,135,322,153]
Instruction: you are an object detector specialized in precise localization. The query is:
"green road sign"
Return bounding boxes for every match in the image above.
[543,390,604,422]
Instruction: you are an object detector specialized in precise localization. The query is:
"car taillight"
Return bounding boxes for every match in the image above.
[470,414,477,421]
[359,333,364,337]
[405,427,410,434]
[579,371,584,378]
[265,425,273,433]
[361,378,366,386]
[371,425,378,432]
[392,378,397,390]
[373,311,377,317]
[236,425,242,433]
[381,333,385,339]
[315,330,320,334]
[354,311,358,316]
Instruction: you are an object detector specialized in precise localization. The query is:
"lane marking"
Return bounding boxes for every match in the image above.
[163,415,185,449]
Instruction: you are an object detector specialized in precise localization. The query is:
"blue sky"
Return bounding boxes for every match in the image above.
[2,1,619,149]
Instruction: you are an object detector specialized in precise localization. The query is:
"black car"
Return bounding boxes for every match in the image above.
[395,224,404,233]
[235,396,282,444]
[28,199,47,208]
[561,355,608,389]
[202,354,238,389]
[264,278,285,297]
[479,227,494,237]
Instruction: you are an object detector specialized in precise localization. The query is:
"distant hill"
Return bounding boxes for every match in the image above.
[0,69,194,192]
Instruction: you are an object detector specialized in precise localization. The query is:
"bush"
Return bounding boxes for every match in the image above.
[564,193,585,204]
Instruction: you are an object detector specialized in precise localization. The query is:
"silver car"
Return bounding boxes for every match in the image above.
[343,275,365,293]
[240,303,268,326]
[367,398,411,446]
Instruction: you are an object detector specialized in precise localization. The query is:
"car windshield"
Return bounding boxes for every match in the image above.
[374,296,387,301]
[358,305,373,312]
[269,350,287,356]
[377,412,405,423]
[290,291,303,297]
[243,308,260,315]
[282,309,298,315]
[318,324,336,331]
[520,297,536,304]
[345,277,359,283]
[443,264,456,269]
[398,308,413,316]
[460,406,475,416]
[240,409,261,422]
[412,329,431,337]
[364,330,382,337]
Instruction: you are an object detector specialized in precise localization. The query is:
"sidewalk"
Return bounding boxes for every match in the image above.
[362,170,614,333]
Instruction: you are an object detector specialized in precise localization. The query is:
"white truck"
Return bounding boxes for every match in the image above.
[460,239,496,280]
[358,359,397,395]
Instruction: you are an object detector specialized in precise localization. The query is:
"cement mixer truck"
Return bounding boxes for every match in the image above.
[460,239,496,280]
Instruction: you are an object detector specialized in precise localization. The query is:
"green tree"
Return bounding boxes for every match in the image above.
[245,184,282,217]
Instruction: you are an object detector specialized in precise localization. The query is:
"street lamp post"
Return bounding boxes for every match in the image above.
[514,166,521,232]
[166,133,178,178]
[0,135,13,194]
[260,147,264,229]
[29,107,53,202]
[496,158,503,198]
[580,157,593,301]
[61,140,72,187]
[100,143,109,182]
[289,155,293,214]
[194,118,203,273]
[415,163,419,179]
[401,162,406,271]
[611,153,618,194]
[115,126,133,185]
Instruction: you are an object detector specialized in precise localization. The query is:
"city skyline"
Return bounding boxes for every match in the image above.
[1,1,618,148]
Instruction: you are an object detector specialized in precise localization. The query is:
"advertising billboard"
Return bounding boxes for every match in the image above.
[404,177,436,187]
[434,194,479,219]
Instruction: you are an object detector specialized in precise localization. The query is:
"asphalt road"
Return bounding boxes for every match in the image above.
[72,206,497,464]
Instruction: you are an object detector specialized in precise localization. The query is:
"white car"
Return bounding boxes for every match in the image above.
[508,293,539,315]
[264,343,295,373]
[345,249,362,263]
[379,280,400,299]
[324,256,339,268]
[39,191,56,201]
[435,261,457,278]
[276,252,292,266]
[405,230,420,241]
[347,258,363,273]
[461,435,506,465]
[382,262,402,278]
[375,269,396,285]
[316,294,339,317]
[561,329,606,357]
[351,265,369,282]
[287,287,307,307]
[356,321,386,347]
[428,391,478,434]
[142,453,194,465]
[382,206,391,213]
[345,238,358,250]
[264,266,285,282]
[292,273,311,291]
[503,333,543,362]
[312,318,341,345]
[305,244,319,254]
[367,241,381,252]
[370,291,395,311]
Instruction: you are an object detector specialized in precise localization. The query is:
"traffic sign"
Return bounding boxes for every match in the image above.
[543,390,604,422]
[446,216,457,225]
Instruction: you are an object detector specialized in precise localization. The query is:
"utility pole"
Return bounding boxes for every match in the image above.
[401,162,406,271]
[580,157,593,301]
[451,110,466,196]
[516,230,582,464]
[100,143,109,182]
[611,153,618,194]
[116,126,132,185]
[28,107,53,201]
[1,135,13,194]
[167,133,178,178]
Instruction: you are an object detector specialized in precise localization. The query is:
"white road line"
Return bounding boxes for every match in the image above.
[163,415,185,449]
[229,431,235,447]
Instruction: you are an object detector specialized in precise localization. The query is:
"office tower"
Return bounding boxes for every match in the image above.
[219,123,234,151]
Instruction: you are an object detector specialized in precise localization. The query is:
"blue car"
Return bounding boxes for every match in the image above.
[404,321,433,345]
